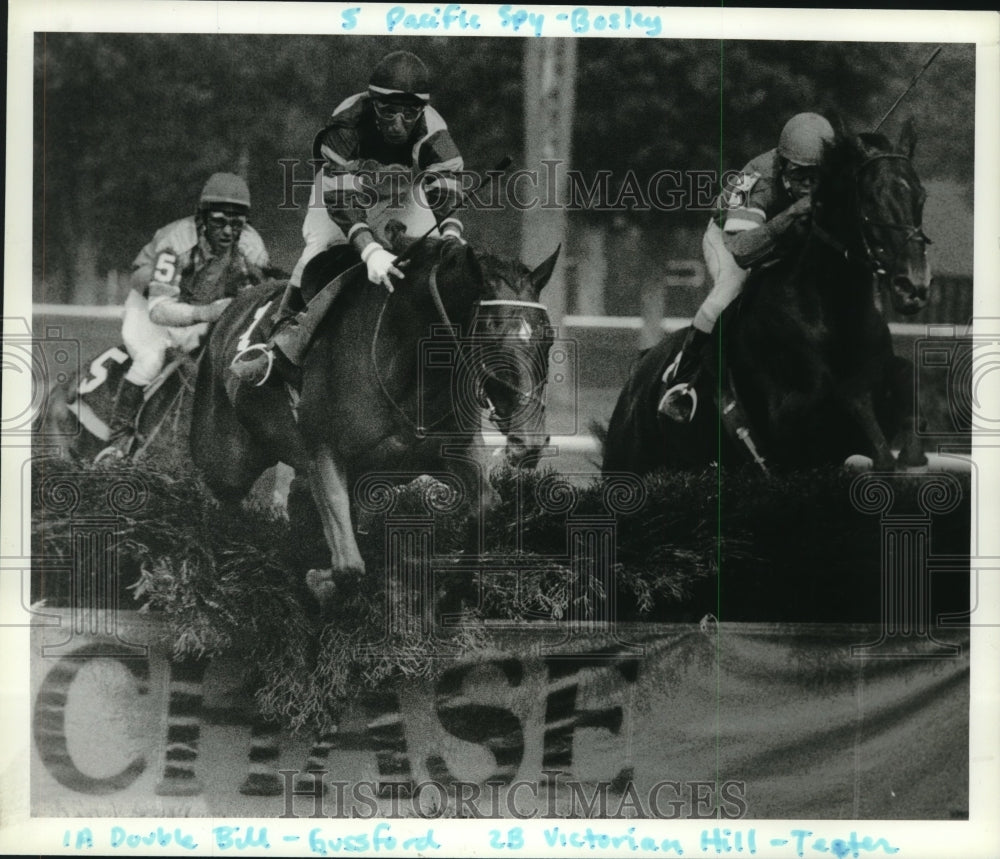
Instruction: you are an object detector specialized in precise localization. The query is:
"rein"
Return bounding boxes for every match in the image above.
[370,263,550,439]
[812,150,930,277]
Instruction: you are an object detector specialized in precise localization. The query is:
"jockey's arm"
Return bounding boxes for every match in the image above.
[422,169,465,240]
[317,165,403,289]
[320,162,380,254]
[722,197,811,268]
[419,120,466,240]
[148,294,230,327]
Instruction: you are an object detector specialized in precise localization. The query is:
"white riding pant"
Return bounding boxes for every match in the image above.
[290,171,439,288]
[121,289,208,386]
[694,220,749,334]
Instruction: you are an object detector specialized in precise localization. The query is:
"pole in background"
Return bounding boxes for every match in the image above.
[873,46,942,132]
[523,40,578,414]
[522,39,577,328]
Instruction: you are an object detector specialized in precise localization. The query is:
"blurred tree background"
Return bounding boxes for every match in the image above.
[33,34,975,311]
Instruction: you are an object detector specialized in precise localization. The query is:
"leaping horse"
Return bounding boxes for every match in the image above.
[191,237,559,599]
[603,122,932,476]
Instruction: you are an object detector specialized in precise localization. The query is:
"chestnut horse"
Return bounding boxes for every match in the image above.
[192,237,558,600]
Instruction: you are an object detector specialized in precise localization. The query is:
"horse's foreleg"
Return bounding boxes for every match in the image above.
[435,455,496,619]
[837,386,896,471]
[443,454,496,557]
[305,445,365,604]
[887,355,927,468]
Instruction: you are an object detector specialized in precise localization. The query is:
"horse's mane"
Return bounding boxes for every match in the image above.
[814,131,896,214]
[473,252,536,300]
[382,231,487,323]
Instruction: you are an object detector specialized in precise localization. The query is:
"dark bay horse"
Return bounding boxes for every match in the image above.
[192,237,558,598]
[604,123,932,476]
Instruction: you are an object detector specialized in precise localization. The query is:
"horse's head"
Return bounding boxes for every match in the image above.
[817,121,932,315]
[469,246,561,469]
[387,234,559,468]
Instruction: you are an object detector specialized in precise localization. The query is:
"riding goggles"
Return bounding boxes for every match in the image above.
[372,99,424,122]
[206,212,248,230]
[783,164,819,182]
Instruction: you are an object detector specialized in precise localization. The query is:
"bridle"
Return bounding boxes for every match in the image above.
[469,298,552,426]
[812,151,931,278]
[371,264,551,438]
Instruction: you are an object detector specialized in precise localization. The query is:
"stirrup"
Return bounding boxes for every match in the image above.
[658,383,698,423]
[229,343,275,387]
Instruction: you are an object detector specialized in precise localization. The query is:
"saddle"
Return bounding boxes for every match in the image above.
[227,260,363,397]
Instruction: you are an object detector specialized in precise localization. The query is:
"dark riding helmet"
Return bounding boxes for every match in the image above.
[369,51,431,104]
[199,172,251,212]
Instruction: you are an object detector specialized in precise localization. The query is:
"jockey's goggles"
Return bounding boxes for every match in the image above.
[372,99,424,122]
[783,164,819,181]
[206,211,248,230]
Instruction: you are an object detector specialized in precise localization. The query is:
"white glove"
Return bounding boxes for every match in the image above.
[360,242,403,292]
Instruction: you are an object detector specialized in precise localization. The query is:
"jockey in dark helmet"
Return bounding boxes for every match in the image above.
[660,112,835,423]
[229,50,466,386]
[96,173,269,460]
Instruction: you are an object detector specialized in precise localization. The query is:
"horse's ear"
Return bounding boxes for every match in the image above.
[529,245,561,295]
[826,111,850,138]
[897,117,917,158]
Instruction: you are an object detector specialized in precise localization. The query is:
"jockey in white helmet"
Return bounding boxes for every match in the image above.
[96,172,269,459]
[660,112,835,423]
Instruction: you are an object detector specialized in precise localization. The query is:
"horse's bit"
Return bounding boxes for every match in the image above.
[468,298,552,426]
[371,264,551,438]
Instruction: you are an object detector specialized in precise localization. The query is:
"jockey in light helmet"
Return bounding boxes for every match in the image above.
[659,112,835,423]
[229,50,466,387]
[96,172,269,460]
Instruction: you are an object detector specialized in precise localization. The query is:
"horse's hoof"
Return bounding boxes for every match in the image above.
[898,449,929,470]
[899,451,929,473]
[306,569,336,607]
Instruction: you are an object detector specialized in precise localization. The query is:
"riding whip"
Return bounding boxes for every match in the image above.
[872,46,942,132]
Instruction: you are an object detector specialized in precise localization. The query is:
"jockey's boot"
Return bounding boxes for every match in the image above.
[658,325,711,423]
[228,284,307,386]
[94,378,145,462]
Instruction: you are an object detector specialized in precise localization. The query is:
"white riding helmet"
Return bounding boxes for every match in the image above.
[778,113,835,166]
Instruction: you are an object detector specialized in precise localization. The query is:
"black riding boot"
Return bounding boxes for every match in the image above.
[658,325,711,423]
[228,283,307,386]
[95,378,145,461]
